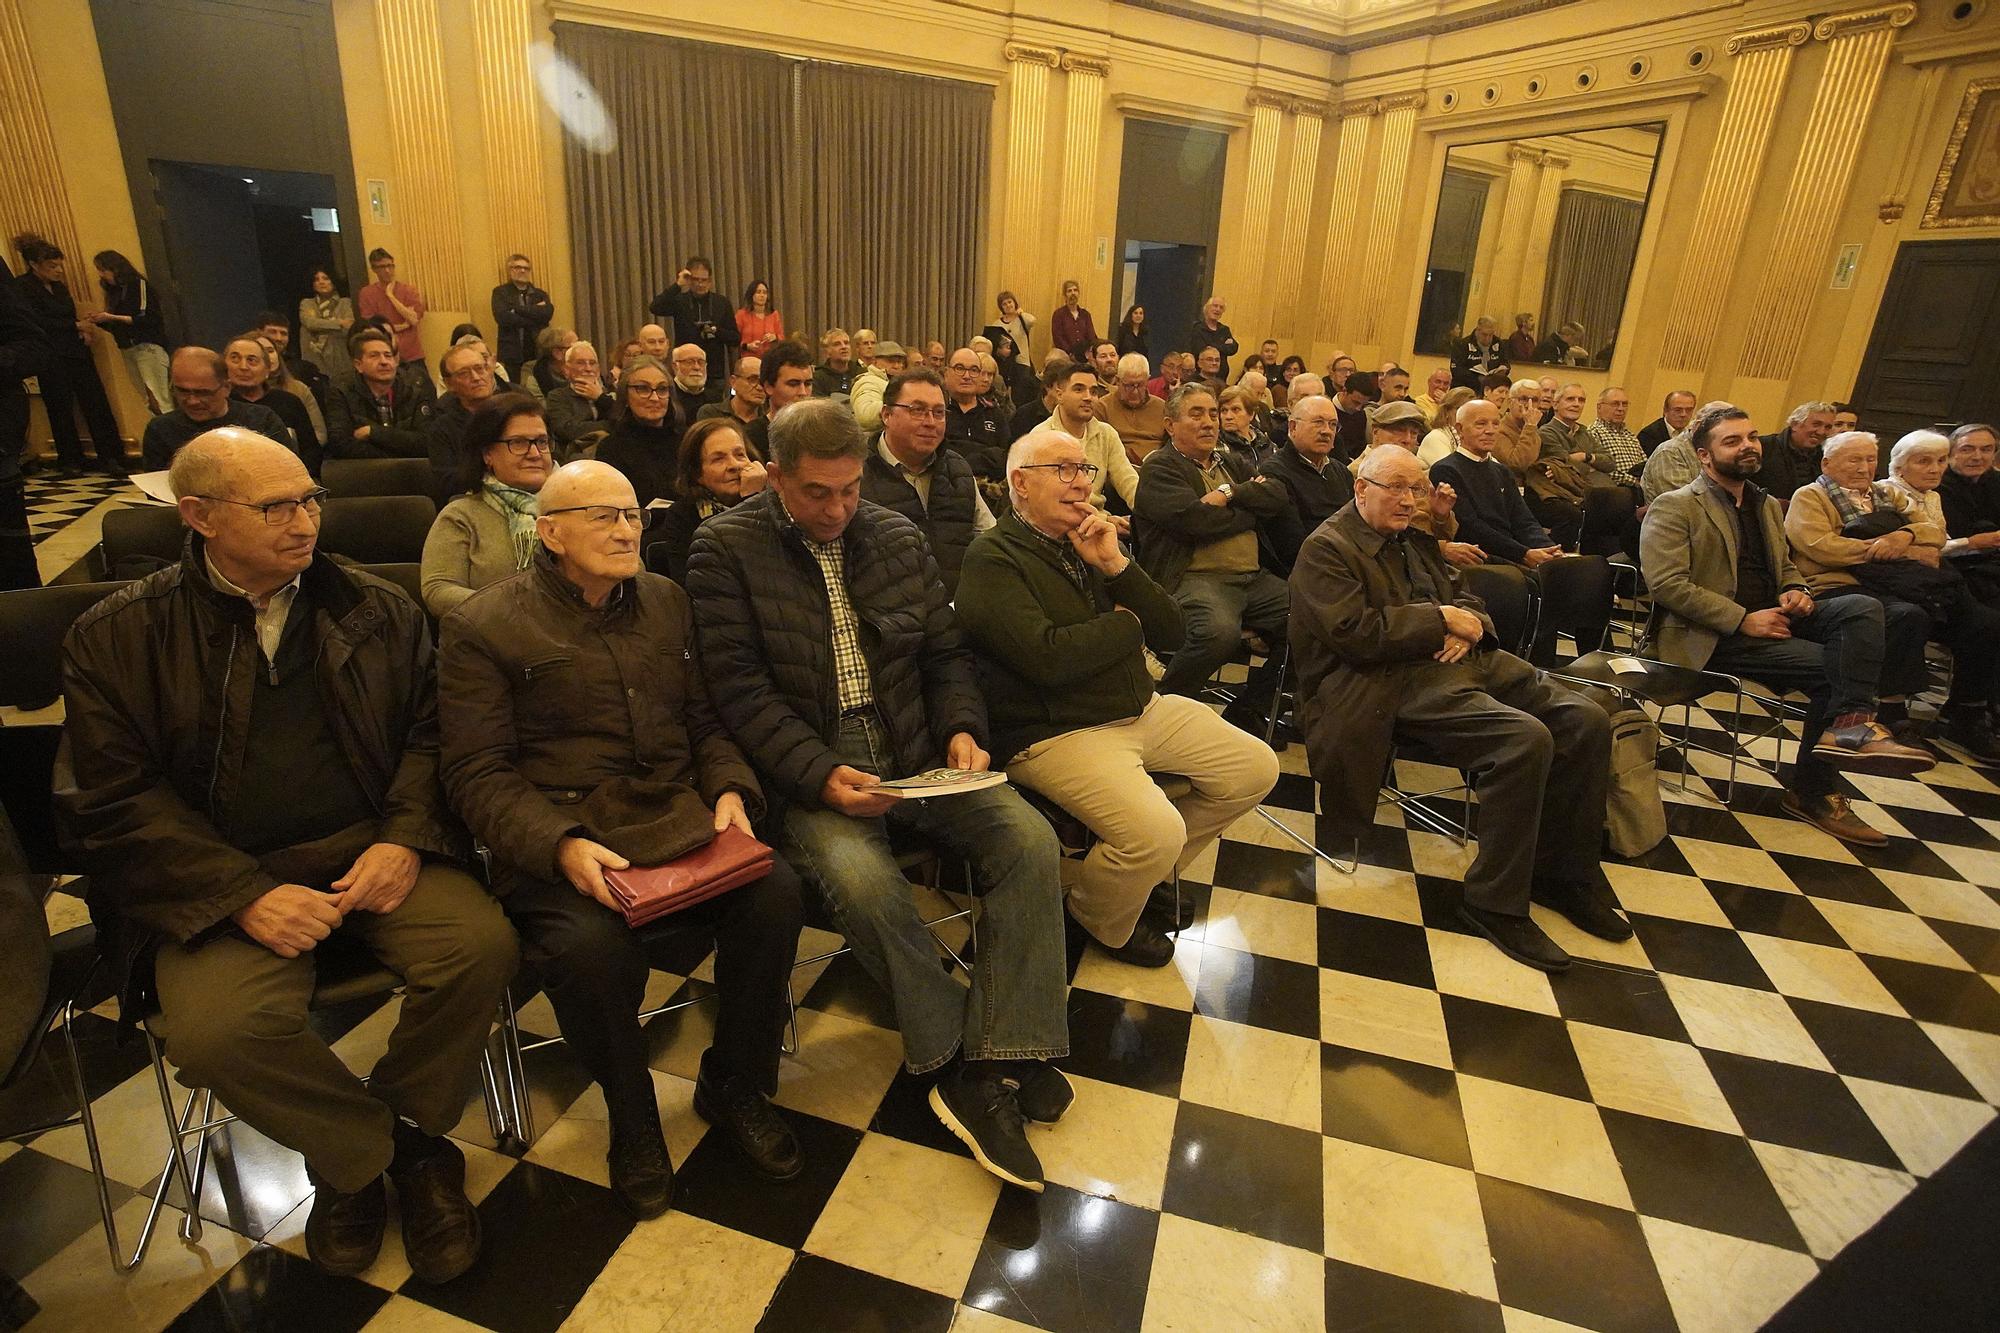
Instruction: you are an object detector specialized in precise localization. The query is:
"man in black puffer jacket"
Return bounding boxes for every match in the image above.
[687,398,1071,1195]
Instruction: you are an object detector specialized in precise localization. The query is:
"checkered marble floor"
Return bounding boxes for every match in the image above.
[6,701,2000,1332]
[23,472,143,547]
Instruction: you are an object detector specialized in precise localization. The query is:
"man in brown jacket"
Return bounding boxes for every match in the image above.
[437,460,805,1220]
[1290,447,1620,974]
[57,429,517,1284]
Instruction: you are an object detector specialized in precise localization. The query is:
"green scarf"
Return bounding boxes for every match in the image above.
[481,476,542,570]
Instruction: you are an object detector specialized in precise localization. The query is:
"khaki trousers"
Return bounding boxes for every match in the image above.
[152,865,519,1192]
[1006,695,1279,947]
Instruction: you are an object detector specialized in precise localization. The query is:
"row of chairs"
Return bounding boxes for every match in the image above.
[0,575,982,1272]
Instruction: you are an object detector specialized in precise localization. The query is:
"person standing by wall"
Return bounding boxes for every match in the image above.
[87,250,169,415]
[356,249,427,370]
[489,254,553,383]
[13,235,127,476]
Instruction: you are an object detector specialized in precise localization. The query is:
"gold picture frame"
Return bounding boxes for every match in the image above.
[1922,76,2000,229]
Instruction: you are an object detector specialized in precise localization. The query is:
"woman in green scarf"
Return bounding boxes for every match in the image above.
[420,392,553,617]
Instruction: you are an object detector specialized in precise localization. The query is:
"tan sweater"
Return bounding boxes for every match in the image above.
[1783,479,1944,592]
[1097,392,1167,463]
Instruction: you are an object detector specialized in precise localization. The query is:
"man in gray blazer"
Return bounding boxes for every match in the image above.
[1640,401,1933,846]
[1291,447,1619,973]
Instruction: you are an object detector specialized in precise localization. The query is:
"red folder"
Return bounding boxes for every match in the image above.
[602,826,775,927]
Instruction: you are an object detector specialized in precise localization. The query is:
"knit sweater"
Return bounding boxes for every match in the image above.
[1427,451,1551,563]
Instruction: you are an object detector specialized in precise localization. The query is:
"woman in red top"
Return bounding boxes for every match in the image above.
[735,279,783,358]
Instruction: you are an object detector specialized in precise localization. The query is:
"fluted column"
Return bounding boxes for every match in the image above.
[1231,90,1288,334]
[1356,93,1423,347]
[1514,150,1569,331]
[1739,4,1915,380]
[470,0,550,283]
[1480,144,1544,340]
[1055,52,1109,315]
[1000,42,1060,324]
[374,0,468,311]
[1269,100,1325,339]
[1314,99,1376,343]
[1657,20,1812,371]
[0,0,85,303]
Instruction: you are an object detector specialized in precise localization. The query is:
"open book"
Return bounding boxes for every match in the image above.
[872,768,1008,799]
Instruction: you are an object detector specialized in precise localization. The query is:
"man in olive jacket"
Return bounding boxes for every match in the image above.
[438,460,805,1219]
[957,428,1277,967]
[1290,447,1619,975]
[56,429,515,1283]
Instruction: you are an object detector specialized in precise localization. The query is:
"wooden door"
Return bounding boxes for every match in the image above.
[1850,239,2000,443]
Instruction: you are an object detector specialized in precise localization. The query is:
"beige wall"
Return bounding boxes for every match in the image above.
[10,0,2000,454]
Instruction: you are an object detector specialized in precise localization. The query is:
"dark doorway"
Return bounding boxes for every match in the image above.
[1125,243,1207,363]
[1112,119,1228,369]
[1851,239,2000,443]
[149,163,342,351]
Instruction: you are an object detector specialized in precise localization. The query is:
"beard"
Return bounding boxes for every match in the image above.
[1713,449,1763,480]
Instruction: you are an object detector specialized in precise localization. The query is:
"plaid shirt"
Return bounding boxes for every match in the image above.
[782,500,875,712]
[1021,517,1092,595]
[1588,420,1647,486]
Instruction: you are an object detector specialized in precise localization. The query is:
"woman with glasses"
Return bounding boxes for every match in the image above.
[420,392,554,618]
[650,419,767,585]
[593,355,682,509]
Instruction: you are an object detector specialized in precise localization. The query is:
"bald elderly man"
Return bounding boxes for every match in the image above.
[957,428,1277,967]
[438,461,805,1220]
[58,429,516,1283]
[1291,447,1621,974]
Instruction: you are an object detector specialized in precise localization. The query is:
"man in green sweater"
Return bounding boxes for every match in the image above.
[956,428,1278,966]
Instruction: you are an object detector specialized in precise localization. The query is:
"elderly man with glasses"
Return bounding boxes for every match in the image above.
[141,345,295,470]
[438,459,806,1220]
[942,346,1008,480]
[957,427,1277,968]
[59,428,518,1283]
[1291,445,1619,973]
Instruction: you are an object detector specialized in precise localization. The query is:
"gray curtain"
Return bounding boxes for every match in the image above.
[1539,188,1644,356]
[555,23,989,358]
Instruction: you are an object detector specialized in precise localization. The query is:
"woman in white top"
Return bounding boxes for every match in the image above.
[995,291,1034,362]
[1417,387,1475,466]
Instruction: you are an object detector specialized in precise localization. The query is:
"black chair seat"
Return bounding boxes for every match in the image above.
[1561,650,1724,710]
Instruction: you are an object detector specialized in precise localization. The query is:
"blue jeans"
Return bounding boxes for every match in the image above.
[781,714,1069,1073]
[1706,594,1894,798]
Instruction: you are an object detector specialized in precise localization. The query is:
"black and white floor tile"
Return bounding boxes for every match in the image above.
[24,472,142,548]
[7,525,2000,1330]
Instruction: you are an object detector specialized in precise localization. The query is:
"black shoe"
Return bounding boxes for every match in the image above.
[693,1073,804,1181]
[606,1105,675,1220]
[303,1172,386,1277]
[1099,915,1176,968]
[1144,881,1190,931]
[1940,709,2000,765]
[1009,1062,1074,1125]
[1530,879,1633,942]
[929,1063,1044,1191]
[1457,905,1572,972]
[388,1132,481,1284]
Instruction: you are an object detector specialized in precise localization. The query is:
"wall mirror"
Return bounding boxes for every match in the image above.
[1416,122,1665,377]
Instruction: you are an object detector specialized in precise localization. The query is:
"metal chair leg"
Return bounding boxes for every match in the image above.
[179,1090,214,1241]
[64,1005,201,1272]
[499,989,534,1147]
[780,979,800,1057]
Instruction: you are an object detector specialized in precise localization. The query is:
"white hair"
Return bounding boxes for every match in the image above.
[1005,427,1078,482]
[1117,352,1150,379]
[1356,445,1425,484]
[1821,430,1878,462]
[564,340,597,366]
[1889,429,1949,478]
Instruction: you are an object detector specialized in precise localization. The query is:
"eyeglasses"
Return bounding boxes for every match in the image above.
[195,487,329,525]
[626,382,672,397]
[446,365,491,380]
[1017,461,1101,483]
[1360,479,1431,500]
[948,363,980,373]
[497,434,553,455]
[542,504,644,528]
[891,404,948,421]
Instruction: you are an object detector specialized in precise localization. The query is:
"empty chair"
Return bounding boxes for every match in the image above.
[98,505,183,579]
[324,457,437,499]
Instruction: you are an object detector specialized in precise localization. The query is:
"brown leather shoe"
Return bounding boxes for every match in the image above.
[303,1172,386,1277]
[1811,721,1936,776]
[1781,791,1887,847]
[389,1135,481,1285]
